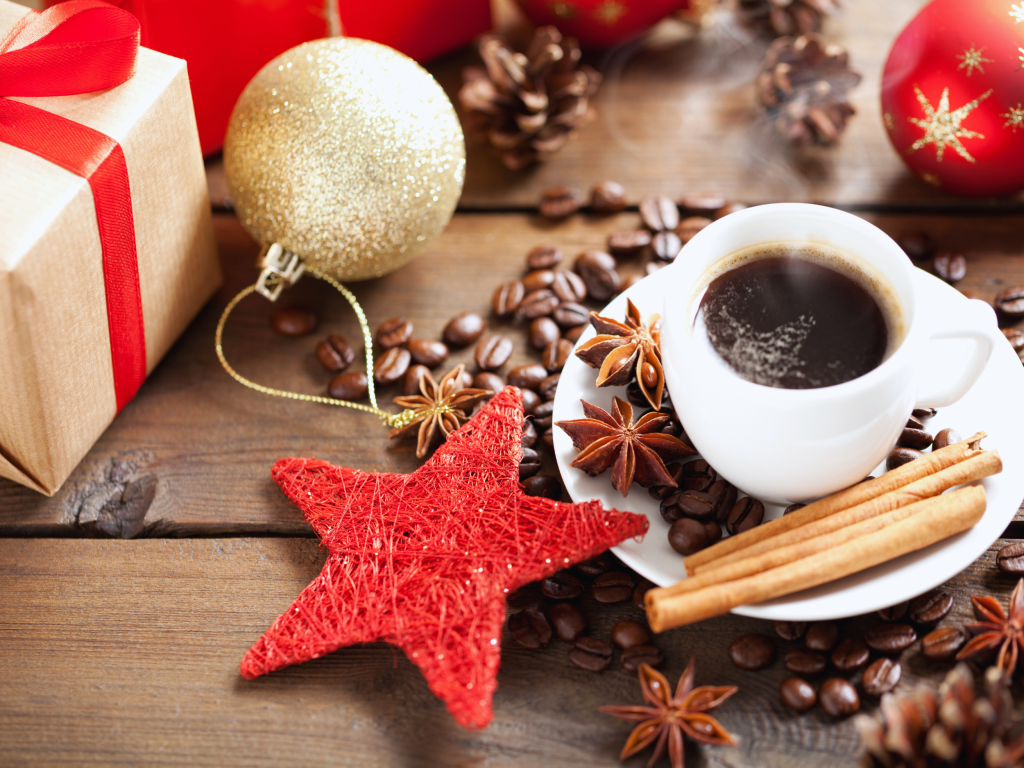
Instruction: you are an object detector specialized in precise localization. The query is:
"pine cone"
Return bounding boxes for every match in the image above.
[756,33,861,146]
[459,26,601,170]
[738,0,840,36]
[856,664,1024,768]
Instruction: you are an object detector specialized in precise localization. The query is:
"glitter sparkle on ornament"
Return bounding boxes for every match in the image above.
[957,46,993,77]
[907,85,992,163]
[1002,103,1024,132]
[1011,3,1024,23]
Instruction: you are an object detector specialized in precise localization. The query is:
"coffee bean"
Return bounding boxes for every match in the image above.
[933,252,966,283]
[539,186,582,219]
[542,339,572,373]
[539,373,560,402]
[531,401,554,431]
[376,317,412,348]
[996,287,1024,318]
[862,657,901,697]
[522,269,556,293]
[521,418,538,448]
[1003,328,1024,352]
[774,620,808,641]
[592,571,634,604]
[780,677,816,712]
[591,180,627,213]
[726,496,764,535]
[540,428,555,452]
[611,620,651,650]
[659,494,684,524]
[675,216,712,244]
[820,678,860,718]
[680,191,726,216]
[864,623,917,654]
[443,312,485,347]
[527,317,561,351]
[518,288,560,320]
[475,334,513,371]
[574,250,620,301]
[932,428,961,450]
[621,645,664,672]
[639,195,679,231]
[316,334,355,372]
[547,602,586,641]
[805,621,839,652]
[729,633,776,670]
[652,231,683,262]
[707,479,738,523]
[784,503,805,516]
[681,459,717,491]
[506,582,543,611]
[551,270,588,303]
[921,626,967,660]
[509,364,549,391]
[551,303,588,330]
[270,306,316,336]
[668,517,713,555]
[913,407,938,420]
[887,447,923,470]
[541,571,584,600]
[649,463,686,500]
[785,648,827,675]
[492,280,525,317]
[908,590,953,626]
[997,541,1024,574]
[407,339,448,368]
[522,474,559,498]
[372,346,410,384]
[876,602,909,622]
[521,389,540,416]
[898,428,934,450]
[715,202,748,219]
[608,230,652,258]
[897,232,936,262]
[633,579,654,612]
[474,372,504,396]
[702,519,723,545]
[328,371,368,400]
[569,637,612,672]
[574,554,612,578]
[831,638,870,672]
[526,245,563,270]
[519,447,541,479]
[508,608,552,649]
[906,414,925,430]
[402,365,431,396]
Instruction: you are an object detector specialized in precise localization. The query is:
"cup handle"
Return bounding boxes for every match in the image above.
[915,299,1000,408]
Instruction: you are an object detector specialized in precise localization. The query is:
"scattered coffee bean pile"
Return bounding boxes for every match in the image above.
[885,408,957,470]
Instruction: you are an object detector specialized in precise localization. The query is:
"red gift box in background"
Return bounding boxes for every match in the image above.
[47,0,492,155]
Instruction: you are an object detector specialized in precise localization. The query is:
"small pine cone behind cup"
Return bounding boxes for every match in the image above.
[459,26,601,170]
[738,0,841,36]
[756,34,861,147]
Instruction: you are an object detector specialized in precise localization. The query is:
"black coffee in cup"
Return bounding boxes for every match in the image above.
[694,243,900,389]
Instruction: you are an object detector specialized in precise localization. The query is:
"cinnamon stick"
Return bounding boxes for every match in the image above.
[646,485,986,632]
[683,431,989,574]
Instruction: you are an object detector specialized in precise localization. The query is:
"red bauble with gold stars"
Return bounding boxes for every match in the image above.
[881,0,1024,196]
[514,0,686,48]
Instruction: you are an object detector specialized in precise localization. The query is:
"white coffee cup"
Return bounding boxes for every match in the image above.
[660,203,1001,504]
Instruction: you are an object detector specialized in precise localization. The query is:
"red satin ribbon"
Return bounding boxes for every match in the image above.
[0,0,145,412]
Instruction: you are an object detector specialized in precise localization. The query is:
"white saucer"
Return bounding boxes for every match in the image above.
[553,268,1024,621]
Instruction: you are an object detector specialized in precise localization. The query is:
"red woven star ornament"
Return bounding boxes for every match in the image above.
[240,386,649,729]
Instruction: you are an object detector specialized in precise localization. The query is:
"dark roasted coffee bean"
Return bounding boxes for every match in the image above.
[862,658,901,697]
[887,447,923,470]
[531,401,555,431]
[443,312,485,347]
[591,180,627,213]
[621,645,664,672]
[526,245,563,270]
[785,648,827,675]
[521,418,537,448]
[639,195,679,231]
[522,269,555,293]
[898,428,933,450]
[541,428,555,452]
[831,638,870,672]
[668,517,712,555]
[774,621,808,641]
[316,336,353,372]
[407,339,448,368]
[913,407,938,419]
[541,571,584,600]
[518,288,560,320]
[522,474,559,498]
[906,414,925,430]
[652,231,682,262]
[569,637,612,672]
[574,250,620,301]
[820,678,860,718]
[551,270,588,303]
[1003,328,1024,352]
[403,365,433,397]
[660,494,685,524]
[547,602,586,641]
[611,620,651,650]
[675,216,712,244]
[474,372,504,396]
[550,301,587,329]
[506,582,543,611]
[492,280,525,317]
[675,491,717,522]
[921,627,967,660]
[726,496,764,535]
[708,479,738,523]
[877,602,909,622]
[592,571,634,604]
[376,317,413,348]
[574,554,611,578]
[541,339,572,373]
[715,202,748,219]
[864,623,917,654]
[780,677,816,712]
[897,232,936,262]
[932,428,960,450]
[521,389,540,416]
[634,579,654,612]
[508,608,552,649]
[908,590,953,626]
[805,621,839,652]
[729,633,776,671]
[997,541,1024,574]
[374,347,410,384]
[270,306,316,336]
[702,519,723,545]
[933,252,966,283]
[680,191,726,216]
[539,185,582,219]
[328,371,368,400]
[509,363,549,391]
[996,287,1024,317]
[681,459,717,491]
[539,373,560,402]
[519,447,541,479]
[649,463,686,500]
[527,318,561,352]
[475,334,513,371]
[607,229,652,258]
[784,503,805,516]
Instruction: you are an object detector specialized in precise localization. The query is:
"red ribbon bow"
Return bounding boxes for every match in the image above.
[0,0,146,412]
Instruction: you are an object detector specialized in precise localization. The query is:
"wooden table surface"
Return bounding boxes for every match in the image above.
[4,1,1024,765]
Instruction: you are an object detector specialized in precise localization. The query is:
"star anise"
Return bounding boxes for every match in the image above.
[956,578,1024,680]
[390,364,491,458]
[555,397,695,497]
[601,659,738,768]
[575,299,665,410]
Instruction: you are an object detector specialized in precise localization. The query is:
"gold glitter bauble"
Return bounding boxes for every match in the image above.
[224,38,465,281]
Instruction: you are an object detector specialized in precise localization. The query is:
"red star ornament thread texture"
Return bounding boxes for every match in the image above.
[240,386,649,729]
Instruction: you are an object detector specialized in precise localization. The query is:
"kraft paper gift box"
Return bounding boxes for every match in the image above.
[0,0,221,495]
